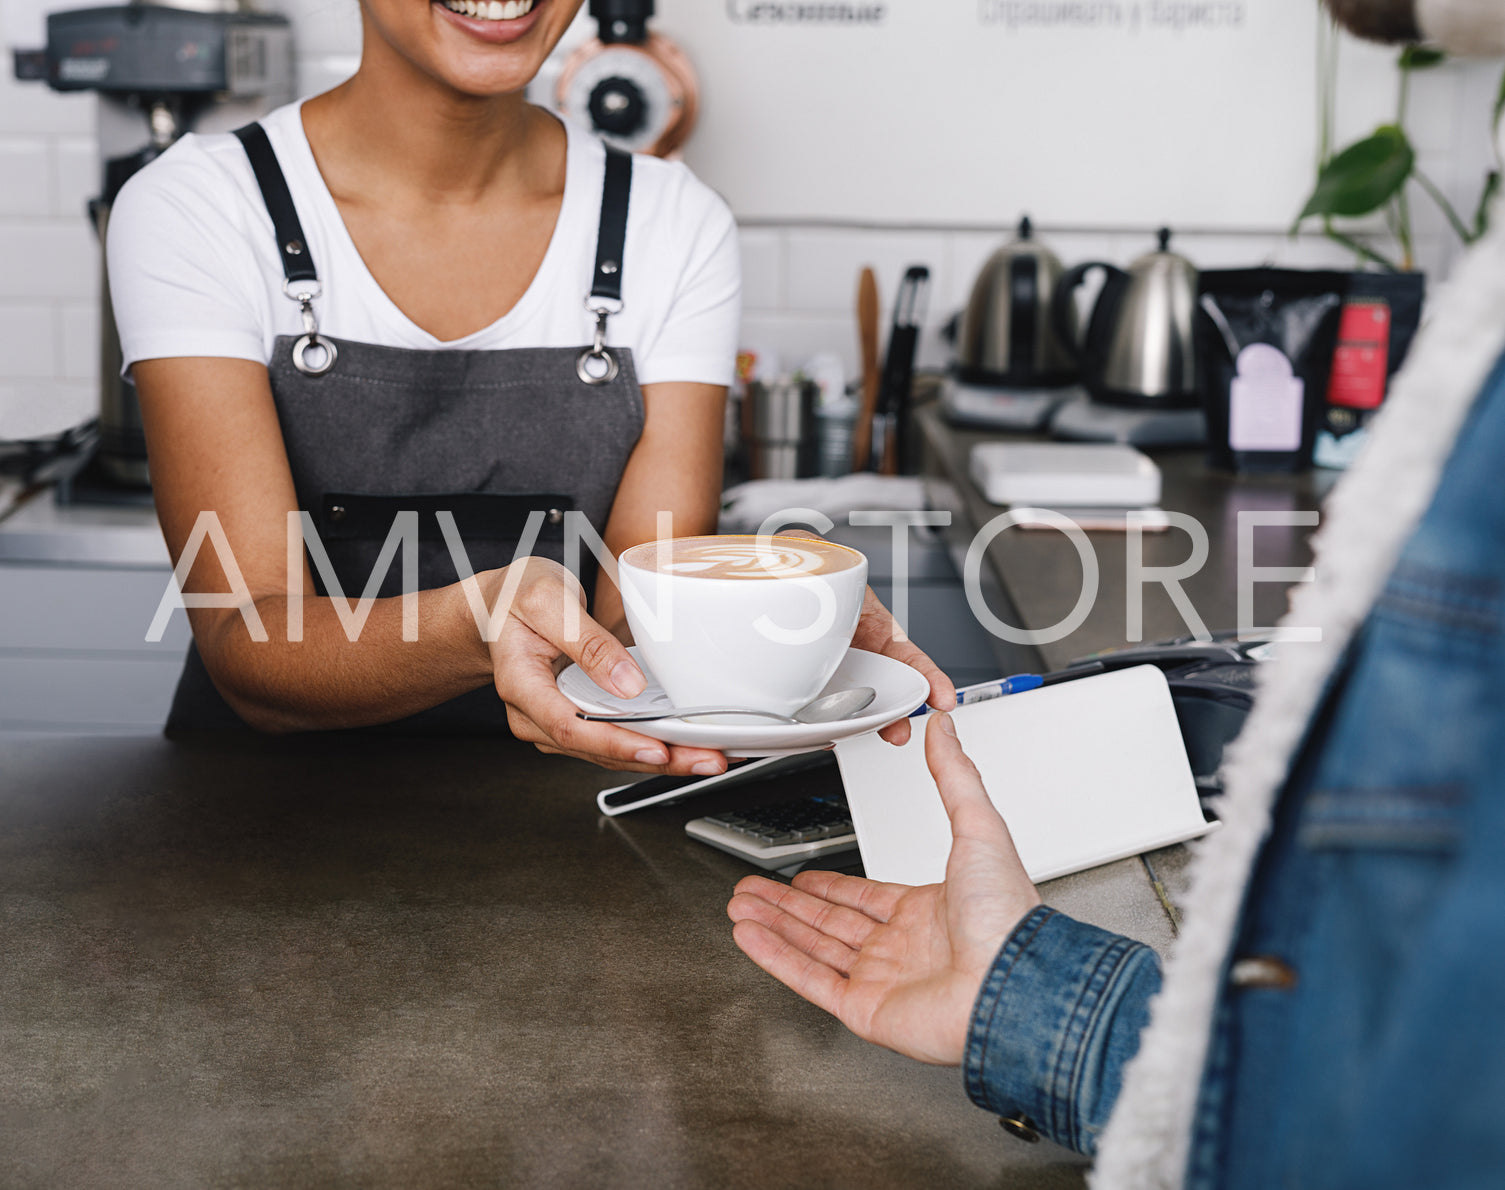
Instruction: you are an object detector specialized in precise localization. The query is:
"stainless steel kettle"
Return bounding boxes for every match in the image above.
[1049,228,1199,408]
[956,216,1077,388]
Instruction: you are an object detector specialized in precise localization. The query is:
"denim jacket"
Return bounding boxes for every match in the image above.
[964,348,1505,1187]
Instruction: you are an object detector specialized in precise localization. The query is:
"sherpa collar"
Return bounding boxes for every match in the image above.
[1418,0,1505,55]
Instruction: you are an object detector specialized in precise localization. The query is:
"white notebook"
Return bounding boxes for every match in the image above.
[833,665,1214,886]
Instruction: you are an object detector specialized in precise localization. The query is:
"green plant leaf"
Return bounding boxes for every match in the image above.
[1475,170,1500,238]
[1494,63,1505,129]
[1399,46,1446,71]
[1295,125,1415,225]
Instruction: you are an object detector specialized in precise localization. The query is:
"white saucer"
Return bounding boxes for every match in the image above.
[556,646,932,758]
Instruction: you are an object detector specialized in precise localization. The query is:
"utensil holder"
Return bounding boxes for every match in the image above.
[745,378,819,480]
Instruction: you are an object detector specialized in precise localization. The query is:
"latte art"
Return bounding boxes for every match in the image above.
[621,535,863,580]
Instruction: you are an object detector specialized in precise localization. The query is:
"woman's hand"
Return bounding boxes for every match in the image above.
[482,556,729,776]
[778,530,956,743]
[727,712,1040,1066]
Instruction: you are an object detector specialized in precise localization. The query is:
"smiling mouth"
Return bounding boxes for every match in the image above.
[441,0,536,18]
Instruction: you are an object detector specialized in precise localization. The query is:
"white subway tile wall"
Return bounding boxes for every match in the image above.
[0,138,50,217]
[0,27,1496,431]
[51,136,96,219]
[56,301,99,381]
[0,67,99,437]
[0,221,98,300]
[0,66,93,135]
[783,228,952,316]
[737,227,783,313]
[0,304,53,377]
[749,225,1372,378]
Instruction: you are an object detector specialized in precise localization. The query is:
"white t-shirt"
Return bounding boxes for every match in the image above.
[108,101,739,388]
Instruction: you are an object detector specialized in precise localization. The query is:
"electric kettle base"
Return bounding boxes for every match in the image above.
[1050,393,1207,448]
[942,379,1085,432]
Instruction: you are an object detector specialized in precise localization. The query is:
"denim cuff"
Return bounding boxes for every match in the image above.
[963,905,1162,1155]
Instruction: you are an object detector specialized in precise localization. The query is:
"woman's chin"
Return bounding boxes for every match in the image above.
[428,59,544,100]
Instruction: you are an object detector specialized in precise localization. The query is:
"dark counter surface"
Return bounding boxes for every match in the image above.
[918,404,1335,671]
[2,415,1332,1188]
[0,732,1095,1190]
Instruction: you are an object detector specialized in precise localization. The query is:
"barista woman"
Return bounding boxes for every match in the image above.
[109,0,951,772]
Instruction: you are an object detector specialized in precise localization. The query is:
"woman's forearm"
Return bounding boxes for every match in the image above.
[197,580,495,732]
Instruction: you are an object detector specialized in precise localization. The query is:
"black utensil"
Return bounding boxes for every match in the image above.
[877,265,930,475]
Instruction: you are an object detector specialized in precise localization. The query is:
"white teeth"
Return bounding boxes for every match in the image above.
[442,0,534,19]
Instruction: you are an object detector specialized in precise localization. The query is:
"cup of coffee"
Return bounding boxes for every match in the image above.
[616,534,868,718]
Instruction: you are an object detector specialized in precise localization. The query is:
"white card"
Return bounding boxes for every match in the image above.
[834,665,1213,886]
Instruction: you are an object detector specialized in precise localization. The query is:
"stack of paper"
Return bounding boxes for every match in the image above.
[969,442,1168,531]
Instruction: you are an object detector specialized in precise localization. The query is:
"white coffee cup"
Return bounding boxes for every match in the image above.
[616,534,868,718]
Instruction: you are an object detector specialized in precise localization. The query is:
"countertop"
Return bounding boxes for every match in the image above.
[0,487,169,569]
[0,417,1329,1186]
[0,732,1124,1190]
[918,404,1335,671]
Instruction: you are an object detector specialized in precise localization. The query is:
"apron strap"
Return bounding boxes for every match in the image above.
[232,122,318,287]
[231,126,632,303]
[233,122,336,376]
[578,144,632,384]
[590,145,632,306]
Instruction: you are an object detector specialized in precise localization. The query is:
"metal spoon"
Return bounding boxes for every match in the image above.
[578,686,878,726]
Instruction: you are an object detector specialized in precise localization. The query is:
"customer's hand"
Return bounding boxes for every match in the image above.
[484,557,728,776]
[727,712,1040,1065]
[852,585,956,744]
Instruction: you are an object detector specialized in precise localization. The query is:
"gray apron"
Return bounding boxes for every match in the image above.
[166,124,644,733]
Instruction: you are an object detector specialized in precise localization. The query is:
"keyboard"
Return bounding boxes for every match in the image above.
[685,793,859,872]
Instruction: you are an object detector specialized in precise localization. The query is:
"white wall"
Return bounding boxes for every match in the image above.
[0,64,98,438]
[0,0,1498,433]
[678,1,1327,228]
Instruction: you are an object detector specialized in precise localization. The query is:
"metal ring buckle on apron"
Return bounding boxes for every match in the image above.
[577,296,622,386]
[283,277,338,377]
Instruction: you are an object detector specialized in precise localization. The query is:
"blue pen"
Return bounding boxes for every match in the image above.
[910,673,1044,716]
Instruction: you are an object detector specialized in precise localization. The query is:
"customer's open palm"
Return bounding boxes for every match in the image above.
[727,713,1041,1065]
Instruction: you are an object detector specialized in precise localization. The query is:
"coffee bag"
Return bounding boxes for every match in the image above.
[1312,271,1425,470]
[1195,269,1347,472]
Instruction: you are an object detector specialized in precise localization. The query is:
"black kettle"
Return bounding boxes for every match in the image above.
[1049,228,1200,408]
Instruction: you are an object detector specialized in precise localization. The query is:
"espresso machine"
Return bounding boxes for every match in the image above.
[16,0,293,496]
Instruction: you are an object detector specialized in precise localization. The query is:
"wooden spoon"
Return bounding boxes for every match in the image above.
[852,266,881,472]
